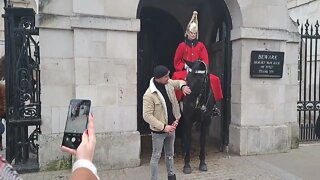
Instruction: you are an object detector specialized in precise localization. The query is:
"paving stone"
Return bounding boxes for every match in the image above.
[20,151,301,180]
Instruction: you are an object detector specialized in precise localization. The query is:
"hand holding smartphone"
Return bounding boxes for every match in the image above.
[62,99,91,149]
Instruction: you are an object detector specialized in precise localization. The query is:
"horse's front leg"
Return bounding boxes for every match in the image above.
[199,116,209,171]
[183,119,192,174]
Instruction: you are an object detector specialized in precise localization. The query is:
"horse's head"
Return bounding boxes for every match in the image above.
[185,60,209,94]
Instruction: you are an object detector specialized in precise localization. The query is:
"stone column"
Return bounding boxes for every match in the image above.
[37,0,140,170]
[227,0,300,155]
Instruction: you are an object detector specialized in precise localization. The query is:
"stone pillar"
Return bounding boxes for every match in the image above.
[226,0,300,155]
[37,0,140,170]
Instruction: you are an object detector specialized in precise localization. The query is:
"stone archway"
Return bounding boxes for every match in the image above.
[136,0,235,153]
[136,0,300,156]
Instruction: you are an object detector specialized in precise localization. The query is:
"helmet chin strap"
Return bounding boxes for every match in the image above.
[186,31,196,40]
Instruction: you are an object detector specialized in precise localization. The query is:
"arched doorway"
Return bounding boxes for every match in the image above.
[137,0,232,154]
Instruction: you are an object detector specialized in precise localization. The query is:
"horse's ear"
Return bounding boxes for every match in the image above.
[197,60,207,71]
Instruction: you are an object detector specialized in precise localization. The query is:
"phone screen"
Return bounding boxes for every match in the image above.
[62,99,91,149]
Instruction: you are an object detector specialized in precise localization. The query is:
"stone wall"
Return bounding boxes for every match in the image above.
[226,0,300,155]
[37,0,141,170]
[0,0,301,170]
[287,0,320,23]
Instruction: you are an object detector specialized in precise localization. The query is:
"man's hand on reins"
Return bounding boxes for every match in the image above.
[182,85,191,96]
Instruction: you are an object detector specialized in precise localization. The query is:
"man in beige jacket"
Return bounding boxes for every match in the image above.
[143,65,191,180]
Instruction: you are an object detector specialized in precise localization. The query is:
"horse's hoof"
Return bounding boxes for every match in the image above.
[183,165,192,174]
[199,163,207,171]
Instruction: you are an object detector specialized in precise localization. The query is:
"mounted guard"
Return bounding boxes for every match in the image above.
[172,11,223,102]
[172,11,223,174]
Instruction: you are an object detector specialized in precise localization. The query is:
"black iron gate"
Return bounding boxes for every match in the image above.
[3,2,41,172]
[297,19,320,142]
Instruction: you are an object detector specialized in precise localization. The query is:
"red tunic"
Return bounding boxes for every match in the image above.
[172,41,223,101]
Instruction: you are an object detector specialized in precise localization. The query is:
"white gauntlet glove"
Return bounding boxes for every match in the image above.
[184,63,191,72]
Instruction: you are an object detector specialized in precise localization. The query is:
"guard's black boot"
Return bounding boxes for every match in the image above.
[168,174,176,180]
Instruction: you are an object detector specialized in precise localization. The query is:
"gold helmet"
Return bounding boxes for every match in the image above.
[186,11,199,39]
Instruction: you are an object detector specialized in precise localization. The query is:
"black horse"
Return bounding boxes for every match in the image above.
[180,60,219,174]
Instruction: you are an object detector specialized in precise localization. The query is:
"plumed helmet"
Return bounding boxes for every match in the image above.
[186,11,199,39]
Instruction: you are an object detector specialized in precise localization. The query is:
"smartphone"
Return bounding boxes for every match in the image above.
[62,99,91,149]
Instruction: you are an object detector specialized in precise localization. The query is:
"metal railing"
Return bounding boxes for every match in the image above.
[2,2,41,172]
[297,19,320,141]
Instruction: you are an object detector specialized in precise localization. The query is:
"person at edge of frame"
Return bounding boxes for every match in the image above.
[62,113,100,180]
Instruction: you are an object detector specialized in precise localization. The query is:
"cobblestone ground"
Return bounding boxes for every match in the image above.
[20,151,301,180]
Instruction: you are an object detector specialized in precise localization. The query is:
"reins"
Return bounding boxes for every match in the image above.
[195,73,211,112]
